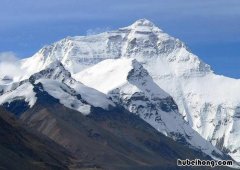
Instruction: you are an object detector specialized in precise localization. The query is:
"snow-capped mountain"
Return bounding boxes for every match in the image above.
[0,58,229,162]
[1,19,240,163]
[0,61,114,115]
[18,19,210,79]
[75,57,227,160]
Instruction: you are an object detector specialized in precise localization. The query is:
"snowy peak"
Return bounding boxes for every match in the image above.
[17,19,212,81]
[120,19,163,34]
[127,59,169,98]
[74,58,178,118]
[0,60,115,115]
[124,19,162,32]
[131,19,155,27]
[73,58,168,97]
[29,60,72,83]
[127,59,150,82]
[74,58,226,160]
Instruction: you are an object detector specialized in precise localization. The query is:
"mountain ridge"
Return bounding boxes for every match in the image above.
[0,61,115,116]
[0,58,234,165]
[75,57,228,160]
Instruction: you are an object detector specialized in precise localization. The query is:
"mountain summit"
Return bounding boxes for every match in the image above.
[124,19,162,32]
[130,19,155,27]
[18,19,211,79]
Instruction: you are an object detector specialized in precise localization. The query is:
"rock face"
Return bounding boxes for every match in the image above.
[13,19,240,162]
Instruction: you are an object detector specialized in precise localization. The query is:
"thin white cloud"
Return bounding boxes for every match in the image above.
[0,52,24,80]
[0,51,18,62]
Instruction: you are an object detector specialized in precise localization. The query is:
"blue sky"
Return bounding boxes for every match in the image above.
[0,0,240,78]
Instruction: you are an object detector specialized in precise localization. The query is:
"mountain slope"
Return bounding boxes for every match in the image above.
[74,57,227,160]
[20,95,232,170]
[0,60,235,169]
[14,19,240,162]
[0,58,229,162]
[0,107,72,170]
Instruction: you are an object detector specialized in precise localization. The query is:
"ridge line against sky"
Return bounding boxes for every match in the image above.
[0,0,239,78]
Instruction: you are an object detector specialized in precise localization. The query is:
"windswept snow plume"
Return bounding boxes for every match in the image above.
[86,27,111,35]
[0,52,25,83]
